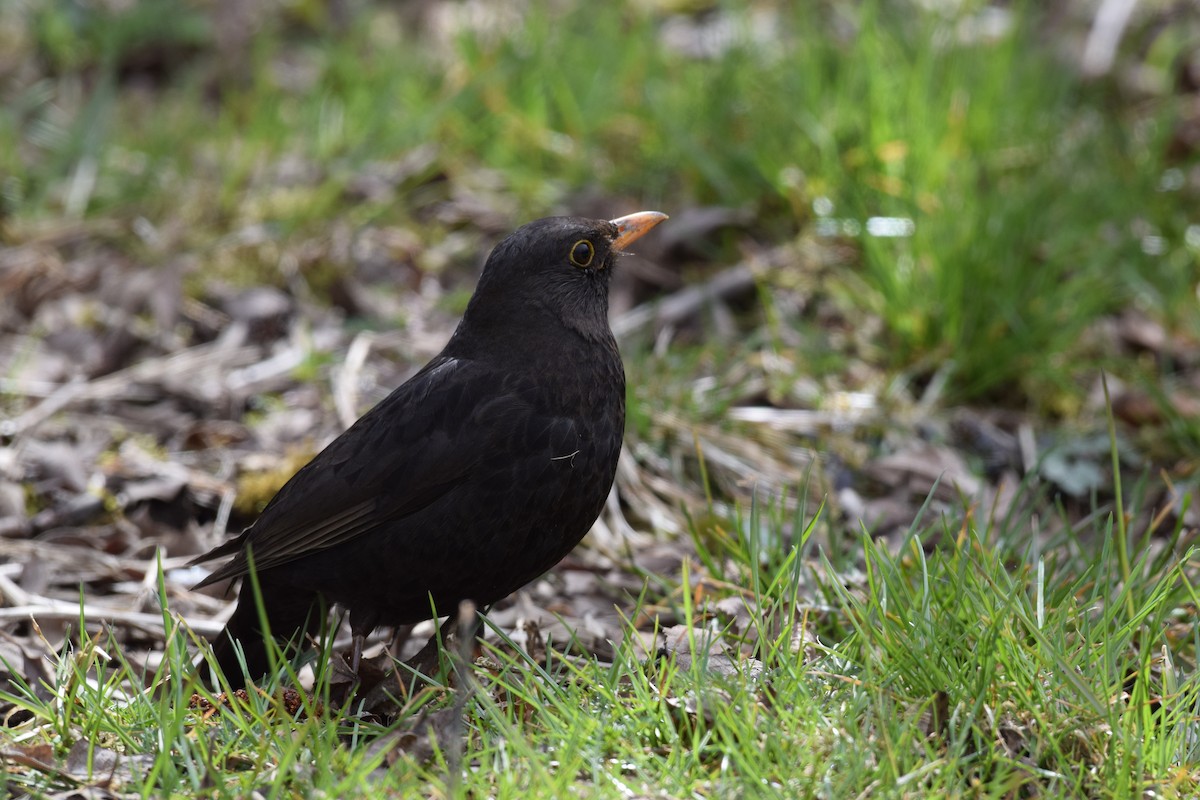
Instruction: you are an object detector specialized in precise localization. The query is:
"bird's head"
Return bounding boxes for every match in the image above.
[460,212,667,340]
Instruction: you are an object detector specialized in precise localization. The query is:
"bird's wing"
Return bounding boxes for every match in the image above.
[193,356,574,586]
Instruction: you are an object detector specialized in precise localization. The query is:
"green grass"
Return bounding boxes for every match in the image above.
[3,465,1196,798]
[3,0,1195,412]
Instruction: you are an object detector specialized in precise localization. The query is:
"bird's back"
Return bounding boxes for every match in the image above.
[249,319,625,633]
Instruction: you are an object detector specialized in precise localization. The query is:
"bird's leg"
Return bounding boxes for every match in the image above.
[361,605,496,719]
[350,632,365,678]
[390,623,415,659]
[403,604,491,679]
[472,604,492,645]
[445,602,490,650]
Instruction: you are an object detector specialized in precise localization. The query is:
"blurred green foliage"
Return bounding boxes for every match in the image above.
[2,0,1196,412]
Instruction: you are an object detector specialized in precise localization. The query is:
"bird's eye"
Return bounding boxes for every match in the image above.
[569,240,595,268]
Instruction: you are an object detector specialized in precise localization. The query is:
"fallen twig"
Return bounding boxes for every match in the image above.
[0,604,223,637]
[613,262,758,341]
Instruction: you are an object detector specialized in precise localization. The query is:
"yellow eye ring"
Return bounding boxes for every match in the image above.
[569,239,595,267]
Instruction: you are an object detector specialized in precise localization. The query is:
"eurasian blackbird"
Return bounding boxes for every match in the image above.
[192,211,667,688]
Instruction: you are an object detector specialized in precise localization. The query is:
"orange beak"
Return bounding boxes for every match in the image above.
[610,211,668,251]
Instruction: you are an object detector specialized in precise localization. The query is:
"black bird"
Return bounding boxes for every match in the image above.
[192,211,667,688]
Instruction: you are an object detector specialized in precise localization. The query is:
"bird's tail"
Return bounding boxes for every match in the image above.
[201,578,325,690]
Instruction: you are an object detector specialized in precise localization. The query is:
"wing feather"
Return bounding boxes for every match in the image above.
[193,355,544,586]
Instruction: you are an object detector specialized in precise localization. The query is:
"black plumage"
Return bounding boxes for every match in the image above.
[192,212,667,687]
